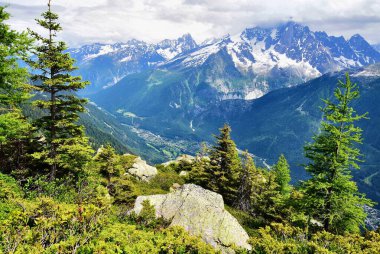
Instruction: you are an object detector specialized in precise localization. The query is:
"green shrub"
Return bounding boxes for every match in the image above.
[80,223,217,254]
[247,223,380,254]
[137,199,157,228]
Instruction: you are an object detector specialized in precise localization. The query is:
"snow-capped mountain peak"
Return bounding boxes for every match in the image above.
[163,22,380,75]
[69,22,380,97]
[156,33,198,60]
[156,22,380,100]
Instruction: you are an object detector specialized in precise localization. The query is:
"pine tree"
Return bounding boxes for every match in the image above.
[28,0,91,180]
[207,124,241,205]
[272,154,291,196]
[234,150,256,211]
[300,73,373,234]
[0,6,34,174]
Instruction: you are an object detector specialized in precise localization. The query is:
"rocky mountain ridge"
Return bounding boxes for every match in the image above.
[72,22,380,98]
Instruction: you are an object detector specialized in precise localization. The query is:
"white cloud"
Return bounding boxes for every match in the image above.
[2,0,380,47]
[7,0,107,7]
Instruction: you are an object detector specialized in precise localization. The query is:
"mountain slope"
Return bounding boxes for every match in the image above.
[90,64,380,205]
[81,102,201,164]
[195,64,380,204]
[372,43,380,53]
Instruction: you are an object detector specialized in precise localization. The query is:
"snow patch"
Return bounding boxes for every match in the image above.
[245,89,265,100]
[157,48,178,60]
[120,55,132,62]
[296,100,308,115]
[334,56,362,68]
[84,45,116,60]
[221,93,243,100]
[169,102,181,109]
[190,120,195,132]
[353,67,380,77]
[168,41,224,68]
[102,75,125,89]
[270,29,278,40]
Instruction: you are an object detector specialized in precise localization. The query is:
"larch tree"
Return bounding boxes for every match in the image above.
[272,154,291,196]
[301,73,373,234]
[28,0,92,180]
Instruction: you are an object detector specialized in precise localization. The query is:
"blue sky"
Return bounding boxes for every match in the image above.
[3,0,380,47]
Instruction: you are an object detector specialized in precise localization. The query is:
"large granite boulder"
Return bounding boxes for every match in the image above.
[132,184,251,253]
[127,157,157,181]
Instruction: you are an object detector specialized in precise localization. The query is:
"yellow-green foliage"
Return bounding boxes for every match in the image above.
[0,172,217,254]
[137,199,157,228]
[2,121,380,254]
[0,173,25,221]
[130,165,185,200]
[248,223,380,254]
[91,150,185,206]
[81,224,217,254]
[0,195,110,254]
[225,206,265,236]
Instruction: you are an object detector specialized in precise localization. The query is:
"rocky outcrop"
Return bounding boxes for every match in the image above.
[127,157,157,181]
[365,205,380,231]
[162,154,195,167]
[132,184,251,253]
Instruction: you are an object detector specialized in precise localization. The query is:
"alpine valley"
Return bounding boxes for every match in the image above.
[71,22,380,205]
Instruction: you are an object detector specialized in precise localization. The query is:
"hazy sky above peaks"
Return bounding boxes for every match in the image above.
[3,0,380,47]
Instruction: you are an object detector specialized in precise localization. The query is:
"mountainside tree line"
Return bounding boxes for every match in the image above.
[0,1,380,253]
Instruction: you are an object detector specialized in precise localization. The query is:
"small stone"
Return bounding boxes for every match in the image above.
[179,171,188,177]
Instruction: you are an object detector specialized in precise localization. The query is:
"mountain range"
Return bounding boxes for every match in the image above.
[71,21,380,98]
[69,34,198,94]
[69,22,380,206]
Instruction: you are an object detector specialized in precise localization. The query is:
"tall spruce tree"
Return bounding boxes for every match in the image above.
[301,73,373,234]
[0,6,34,174]
[28,0,91,180]
[207,124,241,205]
[272,154,291,196]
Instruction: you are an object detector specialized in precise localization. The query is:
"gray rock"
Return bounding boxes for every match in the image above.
[132,184,251,253]
[127,157,157,181]
[169,183,182,192]
[179,171,188,177]
[365,205,380,231]
[162,154,195,167]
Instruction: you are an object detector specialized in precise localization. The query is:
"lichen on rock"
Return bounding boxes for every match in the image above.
[132,184,251,253]
[126,157,157,181]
